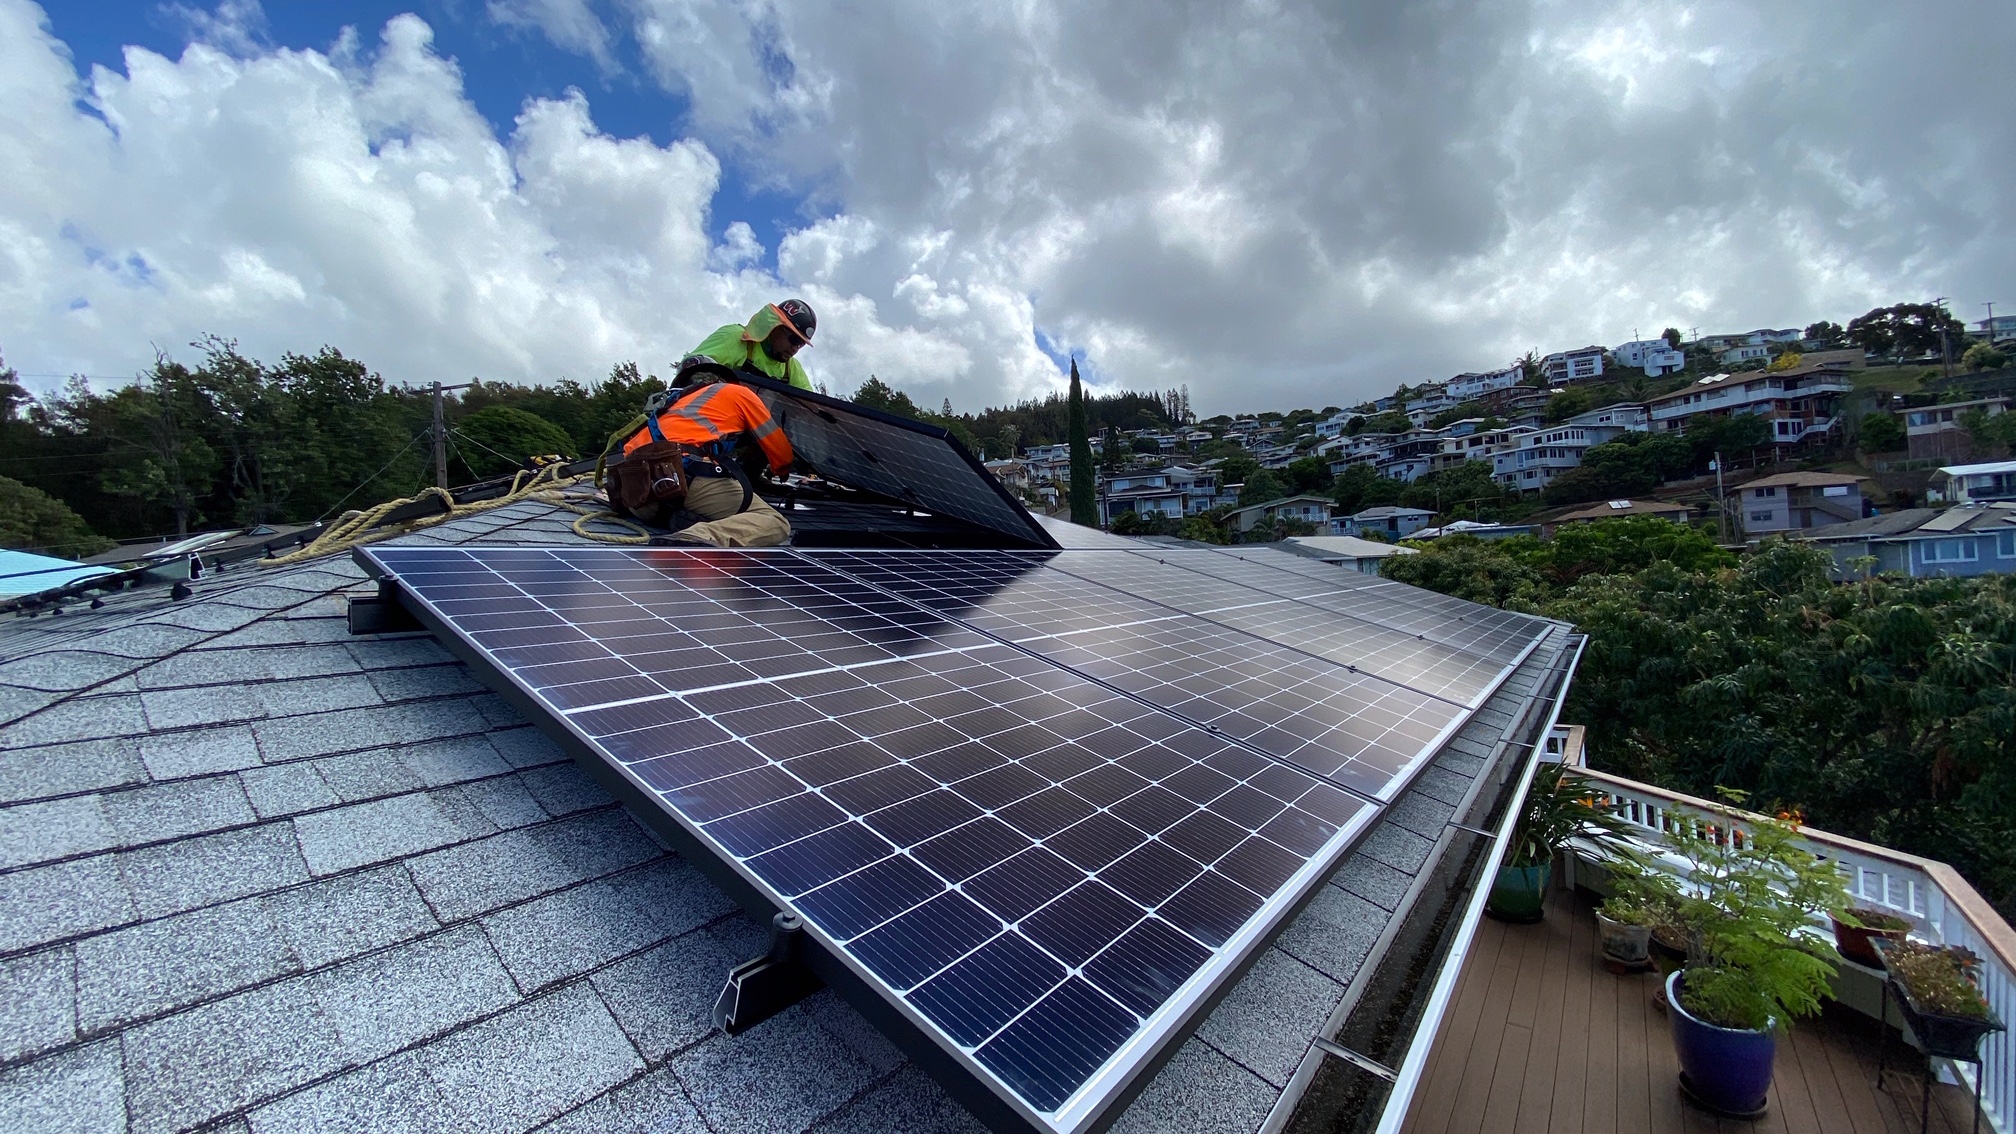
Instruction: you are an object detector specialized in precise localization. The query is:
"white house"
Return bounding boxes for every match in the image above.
[1447,366,1522,402]
[1930,461,2016,505]
[1614,339,1686,376]
[1282,535,1419,575]
[1645,370,1851,446]
[1718,344,1771,366]
[1906,397,2011,461]
[1737,471,1867,536]
[1561,403,1650,431]
[1339,506,1436,539]
[1541,346,1606,385]
[1492,423,1632,493]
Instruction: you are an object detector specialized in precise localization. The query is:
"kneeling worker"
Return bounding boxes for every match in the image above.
[614,364,797,547]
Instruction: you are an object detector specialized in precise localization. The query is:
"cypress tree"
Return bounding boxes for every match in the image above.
[1067,358,1097,526]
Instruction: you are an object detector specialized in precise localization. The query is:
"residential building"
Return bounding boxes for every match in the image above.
[1549,499,1692,528]
[1561,402,1650,431]
[1314,411,1357,439]
[1339,506,1436,539]
[1975,314,2016,343]
[1098,466,1224,524]
[1717,343,1771,366]
[1541,346,1606,385]
[1754,328,1804,344]
[1409,520,1537,540]
[1697,331,1765,353]
[1645,369,1851,445]
[1931,460,2016,505]
[1223,494,1335,534]
[1280,534,1419,574]
[1447,366,1522,402]
[1613,339,1686,376]
[1736,470,1867,536]
[1492,423,1631,494]
[1905,397,2011,461]
[981,458,1031,491]
[1805,503,2016,578]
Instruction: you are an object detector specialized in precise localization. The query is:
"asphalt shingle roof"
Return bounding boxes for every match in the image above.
[0,499,1571,1134]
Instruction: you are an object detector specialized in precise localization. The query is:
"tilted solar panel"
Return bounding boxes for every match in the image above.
[356,543,1553,1133]
[742,375,1056,549]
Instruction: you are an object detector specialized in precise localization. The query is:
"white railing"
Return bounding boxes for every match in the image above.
[1576,766,2015,1132]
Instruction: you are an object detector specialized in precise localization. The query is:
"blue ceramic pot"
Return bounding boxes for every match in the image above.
[1486,862,1550,922]
[1666,971,1776,1116]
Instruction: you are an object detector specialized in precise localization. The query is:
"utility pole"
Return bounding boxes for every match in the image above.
[428,381,478,490]
[1713,451,1727,543]
[1986,301,1999,346]
[1934,297,1952,378]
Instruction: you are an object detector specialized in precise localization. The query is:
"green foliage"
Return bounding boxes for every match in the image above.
[1959,408,2016,455]
[1067,361,1097,526]
[1857,411,1906,453]
[453,406,577,481]
[1356,411,1412,435]
[1239,513,1317,543]
[1284,456,1332,494]
[1962,343,2008,373]
[1128,435,1161,455]
[1667,792,1848,1031]
[1380,518,1733,606]
[1663,328,1684,349]
[0,474,114,557]
[1541,432,1693,506]
[1103,425,1127,472]
[1881,941,1992,1019]
[1847,303,1967,358]
[1177,512,1232,544]
[1399,461,1522,520]
[1380,534,1550,609]
[1506,764,1635,868]
[1427,401,1495,429]
[1683,411,1771,463]
[1109,509,1175,537]
[1330,464,1404,515]
[1804,321,1845,346]
[1238,468,1286,506]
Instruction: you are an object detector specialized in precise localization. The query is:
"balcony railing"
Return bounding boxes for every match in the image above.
[1562,756,2016,1132]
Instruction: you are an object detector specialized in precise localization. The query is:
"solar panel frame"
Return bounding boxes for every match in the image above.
[356,543,1445,1134]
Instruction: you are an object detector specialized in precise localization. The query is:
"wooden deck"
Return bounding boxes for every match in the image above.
[1401,886,1982,1134]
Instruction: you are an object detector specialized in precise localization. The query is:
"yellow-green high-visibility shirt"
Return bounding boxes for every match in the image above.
[689,304,813,390]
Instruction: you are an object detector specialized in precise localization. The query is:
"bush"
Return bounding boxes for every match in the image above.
[1857,411,1905,453]
[0,475,116,558]
[453,406,578,480]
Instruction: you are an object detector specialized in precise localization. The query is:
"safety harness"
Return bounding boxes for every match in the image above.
[608,382,755,519]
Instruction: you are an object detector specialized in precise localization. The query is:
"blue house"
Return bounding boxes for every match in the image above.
[1804,503,2016,578]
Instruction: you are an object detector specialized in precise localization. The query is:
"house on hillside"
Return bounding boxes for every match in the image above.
[1491,423,1632,494]
[1906,398,2011,461]
[1803,503,2016,578]
[1541,346,1606,385]
[1646,370,1851,447]
[1548,499,1692,530]
[1223,494,1335,535]
[1931,460,2016,505]
[1280,535,1419,574]
[1339,506,1436,540]
[1736,471,1868,536]
[1614,339,1686,376]
[1447,366,1522,402]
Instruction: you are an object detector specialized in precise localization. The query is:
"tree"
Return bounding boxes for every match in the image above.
[1959,408,2016,456]
[1067,359,1097,526]
[1846,303,1967,358]
[1357,410,1412,435]
[0,475,115,558]
[1663,328,1683,349]
[1543,388,1592,423]
[1284,455,1332,494]
[453,406,578,480]
[1803,321,1845,346]
[1857,412,1905,453]
[1239,469,1286,506]
[1399,461,1513,518]
[1765,349,1803,372]
[1331,464,1404,514]
[1516,350,1544,386]
[1542,432,1694,506]
[1962,343,2008,373]
[1684,413,1771,467]
[853,376,922,419]
[97,357,219,537]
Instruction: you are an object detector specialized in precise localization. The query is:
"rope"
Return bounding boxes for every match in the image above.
[260,463,606,566]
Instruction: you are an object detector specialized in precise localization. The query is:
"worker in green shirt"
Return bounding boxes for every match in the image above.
[687,299,817,390]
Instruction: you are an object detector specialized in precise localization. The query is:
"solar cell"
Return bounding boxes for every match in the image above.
[744,375,1055,549]
[361,544,1388,1132]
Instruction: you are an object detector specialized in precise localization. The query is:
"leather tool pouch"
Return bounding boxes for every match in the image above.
[611,441,694,514]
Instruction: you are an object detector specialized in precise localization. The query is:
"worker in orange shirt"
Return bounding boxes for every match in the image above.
[610,362,798,547]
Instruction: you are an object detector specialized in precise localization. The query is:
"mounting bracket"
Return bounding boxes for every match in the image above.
[712,911,824,1035]
[348,579,423,635]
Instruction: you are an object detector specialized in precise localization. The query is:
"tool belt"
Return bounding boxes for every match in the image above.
[608,424,751,518]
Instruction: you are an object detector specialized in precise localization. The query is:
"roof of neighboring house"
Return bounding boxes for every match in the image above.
[0,550,117,597]
[1805,503,2016,542]
[1282,536,1419,560]
[1223,494,1335,518]
[1346,506,1435,521]
[1740,470,1868,489]
[1646,374,1736,405]
[0,495,1580,1134]
[1551,499,1692,523]
[1937,459,2016,478]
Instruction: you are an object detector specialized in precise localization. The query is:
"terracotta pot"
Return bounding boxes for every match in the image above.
[1828,911,1907,968]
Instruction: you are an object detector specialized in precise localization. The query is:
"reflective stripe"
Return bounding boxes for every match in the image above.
[751,419,780,439]
[668,383,727,439]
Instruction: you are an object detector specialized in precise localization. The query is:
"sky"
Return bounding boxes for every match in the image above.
[2,0,2011,416]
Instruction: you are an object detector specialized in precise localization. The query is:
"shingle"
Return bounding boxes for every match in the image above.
[1409,766,1474,808]
[0,684,60,722]
[488,725,564,769]
[368,665,489,702]
[0,793,119,870]
[520,762,613,817]
[0,947,76,1061]
[246,1051,458,1134]
[120,970,346,1134]
[75,896,300,1031]
[1332,852,1414,911]
[0,650,137,692]
[313,749,426,802]
[472,694,530,729]
[0,1041,128,1134]
[0,737,146,805]
[255,673,384,717]
[118,823,311,918]
[343,636,454,671]
[253,699,489,762]
[318,925,520,1063]
[264,865,441,969]
[434,774,547,832]
[1356,822,1436,875]
[139,683,267,731]
[0,693,149,748]
[138,724,264,779]
[812,1064,983,1134]
[293,791,475,876]
[64,624,206,659]
[1384,792,1457,840]
[669,999,881,1134]
[238,762,339,819]
[588,929,740,1060]
[1196,949,1341,1087]
[1104,1038,1275,1134]
[482,859,734,991]
[103,776,259,845]
[404,811,664,922]
[1272,884,1386,984]
[419,982,643,1132]
[531,1067,708,1134]
[398,735,511,788]
[136,644,360,690]
[0,855,136,952]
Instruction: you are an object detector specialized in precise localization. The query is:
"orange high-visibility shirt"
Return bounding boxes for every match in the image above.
[623,382,796,475]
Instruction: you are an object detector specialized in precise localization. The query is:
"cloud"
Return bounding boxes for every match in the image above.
[2,0,2012,416]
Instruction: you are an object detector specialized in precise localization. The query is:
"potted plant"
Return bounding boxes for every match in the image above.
[1486,764,1632,923]
[1872,939,2007,1060]
[1830,906,1911,968]
[1661,791,1848,1117]
[1596,855,1678,972]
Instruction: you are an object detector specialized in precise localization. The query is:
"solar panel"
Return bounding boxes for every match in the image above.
[743,375,1056,549]
[360,544,1392,1133]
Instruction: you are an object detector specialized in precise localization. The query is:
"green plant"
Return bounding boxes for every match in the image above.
[1667,790,1849,1031]
[1834,906,1911,932]
[1602,853,1683,927]
[1506,764,1635,868]
[1883,941,1992,1019]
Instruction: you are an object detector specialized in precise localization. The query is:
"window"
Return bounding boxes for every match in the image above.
[1999,531,2016,558]
[1749,511,1774,523]
[1754,487,1777,498]
[1922,539,1978,564]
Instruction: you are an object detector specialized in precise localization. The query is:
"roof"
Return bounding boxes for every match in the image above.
[0,551,115,597]
[1741,470,1867,489]
[1223,494,1333,518]
[1806,503,2016,542]
[1551,499,1691,523]
[1646,374,1734,405]
[1282,536,1418,559]
[1347,506,1435,520]
[0,493,1575,1134]
[1937,460,2016,478]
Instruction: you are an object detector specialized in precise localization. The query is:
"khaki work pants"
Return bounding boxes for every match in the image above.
[673,474,791,547]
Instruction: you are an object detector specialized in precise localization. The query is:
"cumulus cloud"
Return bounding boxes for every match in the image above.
[2,0,2012,415]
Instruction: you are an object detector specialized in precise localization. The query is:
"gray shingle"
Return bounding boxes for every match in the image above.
[0,650,137,692]
[0,855,136,952]
[0,684,60,722]
[264,865,441,970]
[1272,884,1386,984]
[118,823,311,919]
[531,1068,707,1134]
[0,946,76,1062]
[419,982,643,1132]
[256,673,384,717]
[1409,765,1474,807]
[670,999,882,1134]
[398,736,511,788]
[0,793,118,870]
[520,762,613,817]
[75,896,299,1032]
[121,974,346,1134]
[238,762,339,819]
[0,1041,128,1134]
[312,749,425,802]
[589,929,739,1060]
[812,1065,982,1134]
[482,859,734,992]
[0,737,146,805]
[487,725,564,769]
[367,665,489,702]
[0,694,149,748]
[1332,853,1414,911]
[434,775,547,832]
[136,644,360,690]
[1356,822,1436,875]
[342,636,454,671]
[63,624,206,660]
[293,791,477,876]
[1384,792,1457,840]
[1105,1038,1275,1134]
[103,776,258,845]
[472,694,530,729]
[1196,949,1341,1087]
[246,1051,457,1134]
[251,698,490,762]
[318,925,520,1063]
[139,683,267,731]
[138,724,264,779]
[404,811,664,923]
